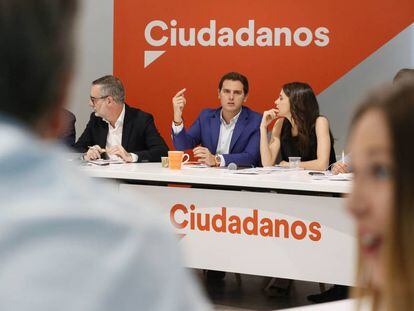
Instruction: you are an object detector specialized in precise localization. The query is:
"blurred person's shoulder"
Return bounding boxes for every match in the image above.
[0,122,169,234]
[0,122,210,310]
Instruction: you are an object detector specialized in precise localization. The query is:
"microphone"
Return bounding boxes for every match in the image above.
[227,162,238,171]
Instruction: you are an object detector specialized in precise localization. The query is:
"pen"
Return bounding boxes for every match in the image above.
[341,150,345,164]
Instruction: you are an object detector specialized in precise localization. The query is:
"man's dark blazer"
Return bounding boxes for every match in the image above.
[172,106,262,167]
[74,104,168,162]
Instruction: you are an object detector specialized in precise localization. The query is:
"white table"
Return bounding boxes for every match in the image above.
[82,163,356,286]
[82,162,351,193]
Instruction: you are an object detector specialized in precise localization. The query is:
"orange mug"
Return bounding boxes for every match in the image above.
[168,151,190,170]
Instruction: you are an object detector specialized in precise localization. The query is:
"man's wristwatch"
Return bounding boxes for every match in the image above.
[214,154,222,167]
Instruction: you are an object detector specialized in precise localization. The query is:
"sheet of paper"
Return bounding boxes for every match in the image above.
[226,167,302,175]
[182,162,209,168]
[311,172,353,181]
[88,158,125,166]
[329,173,353,181]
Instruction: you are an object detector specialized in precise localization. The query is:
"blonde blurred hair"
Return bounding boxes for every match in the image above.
[350,80,414,310]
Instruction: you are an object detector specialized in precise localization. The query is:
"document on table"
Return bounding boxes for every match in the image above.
[182,162,209,168]
[87,158,125,166]
[329,173,353,181]
[311,173,353,181]
[226,166,302,175]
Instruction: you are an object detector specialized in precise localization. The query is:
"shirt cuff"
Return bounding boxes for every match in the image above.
[172,121,184,135]
[130,153,139,163]
[218,155,226,167]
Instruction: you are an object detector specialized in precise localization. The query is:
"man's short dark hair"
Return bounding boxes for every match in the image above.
[92,75,125,104]
[218,72,249,95]
[0,0,78,126]
[393,68,414,84]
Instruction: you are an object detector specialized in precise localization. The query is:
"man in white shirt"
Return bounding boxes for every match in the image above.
[75,75,169,163]
[0,1,209,310]
[171,72,262,167]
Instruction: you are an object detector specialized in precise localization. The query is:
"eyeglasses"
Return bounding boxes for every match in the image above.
[89,95,109,104]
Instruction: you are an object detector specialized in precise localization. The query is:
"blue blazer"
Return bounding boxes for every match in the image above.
[172,106,262,167]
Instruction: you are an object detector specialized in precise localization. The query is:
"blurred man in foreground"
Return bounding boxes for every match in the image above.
[0,1,209,310]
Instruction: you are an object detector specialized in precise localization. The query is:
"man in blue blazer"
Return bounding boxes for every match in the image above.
[171,72,261,167]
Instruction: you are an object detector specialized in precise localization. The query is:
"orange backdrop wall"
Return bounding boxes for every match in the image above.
[114,0,413,149]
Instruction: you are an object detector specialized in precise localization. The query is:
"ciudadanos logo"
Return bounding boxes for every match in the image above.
[144,19,330,68]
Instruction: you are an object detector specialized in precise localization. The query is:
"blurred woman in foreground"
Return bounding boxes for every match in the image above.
[347,81,414,310]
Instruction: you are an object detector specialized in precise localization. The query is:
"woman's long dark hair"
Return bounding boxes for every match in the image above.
[282,82,333,156]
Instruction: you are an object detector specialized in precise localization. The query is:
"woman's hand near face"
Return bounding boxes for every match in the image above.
[261,108,279,129]
[260,117,284,167]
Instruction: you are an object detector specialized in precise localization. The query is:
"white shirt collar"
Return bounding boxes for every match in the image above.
[103,104,125,129]
[220,107,242,127]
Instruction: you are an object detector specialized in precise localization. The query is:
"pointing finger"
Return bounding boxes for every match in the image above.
[174,88,187,98]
